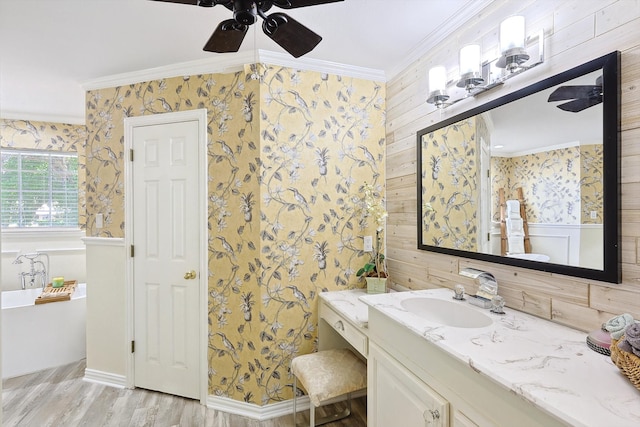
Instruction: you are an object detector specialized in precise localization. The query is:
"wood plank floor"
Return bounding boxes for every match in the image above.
[2,360,367,427]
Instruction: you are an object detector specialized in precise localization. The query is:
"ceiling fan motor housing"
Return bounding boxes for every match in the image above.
[233,0,258,25]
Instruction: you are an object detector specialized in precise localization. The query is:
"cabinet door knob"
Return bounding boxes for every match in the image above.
[423,409,440,425]
[334,320,344,331]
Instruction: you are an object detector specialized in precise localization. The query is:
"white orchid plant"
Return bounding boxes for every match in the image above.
[357,182,388,279]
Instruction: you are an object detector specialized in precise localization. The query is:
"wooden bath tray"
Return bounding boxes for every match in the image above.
[34,280,77,305]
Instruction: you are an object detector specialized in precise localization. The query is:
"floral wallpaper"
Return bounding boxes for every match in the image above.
[491,144,603,224]
[85,65,385,405]
[579,144,604,224]
[420,117,478,251]
[0,119,87,229]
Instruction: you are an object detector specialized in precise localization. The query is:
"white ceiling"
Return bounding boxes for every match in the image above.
[0,0,493,124]
[488,70,603,156]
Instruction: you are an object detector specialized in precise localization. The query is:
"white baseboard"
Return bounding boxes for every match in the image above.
[81,369,365,420]
[206,389,367,421]
[83,368,126,389]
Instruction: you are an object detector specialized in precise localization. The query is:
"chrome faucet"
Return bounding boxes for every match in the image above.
[13,252,49,289]
[475,272,505,314]
[459,267,500,310]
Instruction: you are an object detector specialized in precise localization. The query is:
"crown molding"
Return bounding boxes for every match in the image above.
[386,0,496,80]
[496,140,602,158]
[257,51,385,82]
[82,50,385,92]
[81,52,253,91]
[0,110,86,125]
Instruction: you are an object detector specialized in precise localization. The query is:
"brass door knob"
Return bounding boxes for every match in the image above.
[184,270,197,280]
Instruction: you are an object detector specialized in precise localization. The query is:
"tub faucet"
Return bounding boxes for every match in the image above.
[13,252,49,289]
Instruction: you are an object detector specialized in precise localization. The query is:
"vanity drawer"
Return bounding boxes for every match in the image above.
[320,301,368,357]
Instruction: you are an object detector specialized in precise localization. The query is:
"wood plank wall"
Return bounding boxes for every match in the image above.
[385,0,640,332]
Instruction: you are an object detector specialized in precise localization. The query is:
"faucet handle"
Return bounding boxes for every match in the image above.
[453,284,466,300]
[490,295,506,314]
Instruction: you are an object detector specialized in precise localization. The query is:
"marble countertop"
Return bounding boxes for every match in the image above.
[319,289,369,328]
[358,288,640,427]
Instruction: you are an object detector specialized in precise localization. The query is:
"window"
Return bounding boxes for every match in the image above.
[1,149,79,228]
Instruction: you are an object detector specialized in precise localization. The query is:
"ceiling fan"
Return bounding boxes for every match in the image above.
[547,76,603,113]
[152,0,343,58]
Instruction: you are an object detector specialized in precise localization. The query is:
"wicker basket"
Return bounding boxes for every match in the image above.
[610,337,640,391]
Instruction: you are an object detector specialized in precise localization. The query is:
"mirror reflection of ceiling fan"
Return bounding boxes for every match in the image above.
[547,76,603,113]
[151,0,344,58]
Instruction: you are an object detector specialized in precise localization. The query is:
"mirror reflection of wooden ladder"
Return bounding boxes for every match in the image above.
[499,187,532,256]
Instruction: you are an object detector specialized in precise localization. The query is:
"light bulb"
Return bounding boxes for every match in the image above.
[500,16,526,53]
[428,66,447,93]
[426,66,449,107]
[459,44,481,75]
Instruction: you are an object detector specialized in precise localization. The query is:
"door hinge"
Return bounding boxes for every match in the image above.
[488,232,491,241]
[130,148,134,161]
[131,340,135,353]
[130,245,134,257]
[487,169,490,178]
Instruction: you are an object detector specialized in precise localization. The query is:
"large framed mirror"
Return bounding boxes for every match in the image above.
[417,51,620,283]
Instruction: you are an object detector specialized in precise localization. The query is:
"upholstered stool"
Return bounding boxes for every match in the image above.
[291,348,367,427]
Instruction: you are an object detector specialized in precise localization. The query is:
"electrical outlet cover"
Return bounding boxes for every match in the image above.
[363,235,373,252]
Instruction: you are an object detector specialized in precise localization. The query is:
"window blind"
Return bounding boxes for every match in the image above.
[1,149,79,228]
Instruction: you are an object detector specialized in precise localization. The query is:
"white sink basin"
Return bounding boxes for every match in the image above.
[400,297,493,328]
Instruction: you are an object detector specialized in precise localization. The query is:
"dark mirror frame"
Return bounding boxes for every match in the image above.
[417,51,621,283]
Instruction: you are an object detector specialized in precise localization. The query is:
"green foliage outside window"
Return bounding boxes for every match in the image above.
[1,150,78,228]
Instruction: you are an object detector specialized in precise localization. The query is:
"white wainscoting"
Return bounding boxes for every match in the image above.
[491,223,603,269]
[82,237,127,384]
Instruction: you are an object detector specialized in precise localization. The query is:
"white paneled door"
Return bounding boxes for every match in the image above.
[479,136,491,255]
[131,119,201,399]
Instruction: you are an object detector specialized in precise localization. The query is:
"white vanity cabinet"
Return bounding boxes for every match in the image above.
[318,291,369,358]
[452,411,479,427]
[367,306,568,427]
[368,342,449,427]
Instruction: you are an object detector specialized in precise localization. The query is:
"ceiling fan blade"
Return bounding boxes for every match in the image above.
[548,85,601,102]
[556,96,602,113]
[150,0,229,6]
[203,19,248,53]
[262,13,321,58]
[272,0,344,8]
[151,0,199,4]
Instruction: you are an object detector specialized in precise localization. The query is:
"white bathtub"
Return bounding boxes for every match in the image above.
[2,283,86,379]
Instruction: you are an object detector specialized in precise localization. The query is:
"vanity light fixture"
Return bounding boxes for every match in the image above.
[497,16,529,72]
[457,44,484,91]
[426,66,450,108]
[426,15,544,109]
